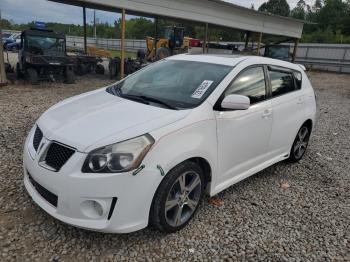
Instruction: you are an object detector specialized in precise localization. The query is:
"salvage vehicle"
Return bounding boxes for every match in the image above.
[23,55,316,233]
[74,54,105,76]
[5,33,21,51]
[16,28,75,84]
[145,26,191,61]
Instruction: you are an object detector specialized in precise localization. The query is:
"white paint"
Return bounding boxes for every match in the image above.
[221,94,250,110]
[23,54,316,233]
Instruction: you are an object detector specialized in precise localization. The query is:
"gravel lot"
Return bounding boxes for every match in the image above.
[0,72,349,261]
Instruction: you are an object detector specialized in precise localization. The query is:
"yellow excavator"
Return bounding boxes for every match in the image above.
[145,26,191,61]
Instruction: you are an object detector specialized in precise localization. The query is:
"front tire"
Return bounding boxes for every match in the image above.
[289,124,311,162]
[26,68,38,85]
[155,47,170,60]
[150,161,204,233]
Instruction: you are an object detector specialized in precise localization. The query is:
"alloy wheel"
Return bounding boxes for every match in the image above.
[293,126,309,159]
[164,171,202,227]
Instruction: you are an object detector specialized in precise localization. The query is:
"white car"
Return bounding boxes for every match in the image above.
[23,55,316,233]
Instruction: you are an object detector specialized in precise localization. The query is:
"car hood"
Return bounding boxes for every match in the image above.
[38,88,189,152]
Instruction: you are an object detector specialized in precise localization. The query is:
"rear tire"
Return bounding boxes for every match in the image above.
[108,58,120,79]
[76,64,87,76]
[16,63,23,79]
[95,64,105,75]
[288,124,311,162]
[150,161,204,233]
[65,69,75,84]
[26,68,38,85]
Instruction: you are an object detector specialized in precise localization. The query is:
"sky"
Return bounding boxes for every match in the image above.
[0,0,316,25]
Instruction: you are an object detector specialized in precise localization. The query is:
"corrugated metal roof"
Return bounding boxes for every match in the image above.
[49,0,305,38]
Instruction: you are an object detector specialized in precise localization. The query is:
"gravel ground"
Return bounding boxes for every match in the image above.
[0,72,349,261]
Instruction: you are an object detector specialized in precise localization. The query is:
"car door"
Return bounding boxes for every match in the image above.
[266,66,306,157]
[214,66,273,185]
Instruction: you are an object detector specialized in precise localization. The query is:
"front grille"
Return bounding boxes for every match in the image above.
[45,142,75,171]
[33,126,43,151]
[27,171,58,207]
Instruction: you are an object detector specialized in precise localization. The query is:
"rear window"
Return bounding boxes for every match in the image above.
[268,67,296,97]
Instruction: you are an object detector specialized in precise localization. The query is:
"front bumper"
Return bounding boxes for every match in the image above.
[23,128,161,233]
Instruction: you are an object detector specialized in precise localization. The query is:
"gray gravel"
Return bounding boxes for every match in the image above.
[0,72,349,261]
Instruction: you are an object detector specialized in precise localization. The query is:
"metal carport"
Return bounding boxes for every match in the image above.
[49,0,306,78]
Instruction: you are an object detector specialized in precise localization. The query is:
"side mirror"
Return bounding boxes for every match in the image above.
[221,94,250,110]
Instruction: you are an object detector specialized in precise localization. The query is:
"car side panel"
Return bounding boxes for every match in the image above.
[147,103,218,194]
[267,89,307,158]
[301,71,317,126]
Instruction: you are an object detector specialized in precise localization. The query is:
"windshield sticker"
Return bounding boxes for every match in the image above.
[191,80,214,99]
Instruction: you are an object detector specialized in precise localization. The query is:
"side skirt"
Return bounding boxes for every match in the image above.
[210,153,289,196]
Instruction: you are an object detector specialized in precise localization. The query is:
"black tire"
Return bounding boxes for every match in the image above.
[288,124,311,162]
[26,68,38,85]
[108,58,120,79]
[16,63,23,79]
[76,64,87,76]
[109,62,116,79]
[137,49,146,61]
[95,64,105,75]
[65,69,75,84]
[155,47,170,60]
[150,161,205,233]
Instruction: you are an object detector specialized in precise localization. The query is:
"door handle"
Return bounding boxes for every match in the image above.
[262,109,272,118]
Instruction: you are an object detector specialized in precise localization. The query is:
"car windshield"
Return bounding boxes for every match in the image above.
[26,35,65,56]
[107,59,232,109]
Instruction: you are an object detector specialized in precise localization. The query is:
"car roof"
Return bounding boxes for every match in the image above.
[168,54,304,72]
[168,54,247,66]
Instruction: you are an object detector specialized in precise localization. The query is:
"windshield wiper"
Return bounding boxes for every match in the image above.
[108,86,176,109]
[139,95,177,110]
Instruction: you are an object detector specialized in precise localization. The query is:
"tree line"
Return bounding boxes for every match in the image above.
[1,0,350,44]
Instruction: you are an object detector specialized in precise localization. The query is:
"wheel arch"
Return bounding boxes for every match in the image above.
[148,156,212,230]
[302,119,313,133]
[187,157,212,186]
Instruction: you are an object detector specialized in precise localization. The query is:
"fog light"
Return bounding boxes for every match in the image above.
[81,200,105,219]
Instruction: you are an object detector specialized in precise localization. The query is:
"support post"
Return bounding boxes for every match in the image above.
[0,9,7,86]
[154,16,158,56]
[292,38,299,63]
[120,9,126,79]
[203,23,208,54]
[257,32,262,55]
[83,7,87,54]
[244,31,250,51]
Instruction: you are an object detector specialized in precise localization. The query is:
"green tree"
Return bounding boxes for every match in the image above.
[291,0,308,20]
[317,0,347,32]
[258,0,290,17]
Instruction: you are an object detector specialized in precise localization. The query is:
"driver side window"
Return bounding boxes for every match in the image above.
[225,67,267,104]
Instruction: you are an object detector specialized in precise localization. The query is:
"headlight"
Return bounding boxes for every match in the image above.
[82,134,154,173]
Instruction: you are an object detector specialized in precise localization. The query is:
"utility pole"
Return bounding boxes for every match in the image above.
[83,7,87,54]
[203,23,208,54]
[93,10,97,39]
[0,8,8,86]
[120,9,126,79]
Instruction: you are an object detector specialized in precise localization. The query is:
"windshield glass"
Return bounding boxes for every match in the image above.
[25,35,65,56]
[107,60,232,109]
